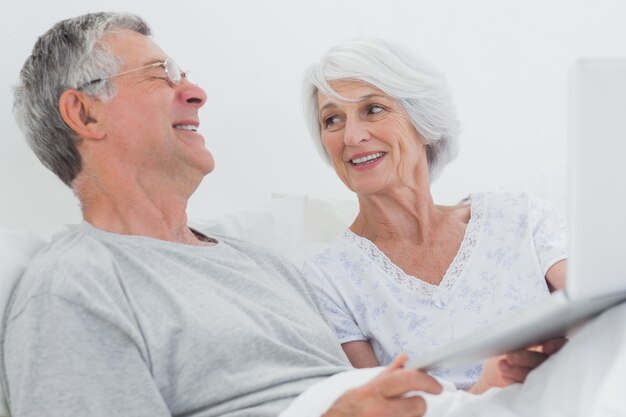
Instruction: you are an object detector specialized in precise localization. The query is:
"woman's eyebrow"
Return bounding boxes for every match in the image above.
[319,94,389,113]
[357,94,387,101]
[319,102,338,113]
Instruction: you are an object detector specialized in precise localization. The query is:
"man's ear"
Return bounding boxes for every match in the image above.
[58,90,106,140]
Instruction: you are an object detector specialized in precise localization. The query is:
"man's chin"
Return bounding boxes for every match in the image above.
[201,155,215,175]
[202,165,215,175]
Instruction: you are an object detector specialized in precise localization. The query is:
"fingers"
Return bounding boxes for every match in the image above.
[501,337,568,383]
[478,338,568,390]
[377,368,443,397]
[498,360,532,383]
[372,354,442,398]
[541,337,568,355]
[392,395,428,417]
[326,356,442,417]
[500,345,560,383]
[505,349,548,370]
[382,353,409,373]
[329,387,430,417]
[500,349,550,383]
[376,353,441,393]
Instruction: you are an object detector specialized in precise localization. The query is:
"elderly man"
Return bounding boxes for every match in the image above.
[3,12,441,417]
[3,11,625,417]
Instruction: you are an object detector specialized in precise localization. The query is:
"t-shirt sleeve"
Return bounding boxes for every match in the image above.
[529,194,568,274]
[301,257,367,344]
[3,294,170,417]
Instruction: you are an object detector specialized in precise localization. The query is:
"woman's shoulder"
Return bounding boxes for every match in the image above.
[469,190,565,236]
[471,190,551,213]
[303,229,362,269]
[482,190,564,216]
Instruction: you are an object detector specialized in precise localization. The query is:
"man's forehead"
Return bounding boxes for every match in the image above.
[101,29,166,65]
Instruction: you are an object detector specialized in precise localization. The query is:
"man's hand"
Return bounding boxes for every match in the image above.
[323,354,443,417]
[470,337,568,394]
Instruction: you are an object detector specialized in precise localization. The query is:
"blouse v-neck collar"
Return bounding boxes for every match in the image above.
[341,193,486,296]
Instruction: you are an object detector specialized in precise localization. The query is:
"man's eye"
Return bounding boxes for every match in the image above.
[147,73,168,82]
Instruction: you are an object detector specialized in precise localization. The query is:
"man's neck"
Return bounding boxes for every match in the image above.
[74,174,206,246]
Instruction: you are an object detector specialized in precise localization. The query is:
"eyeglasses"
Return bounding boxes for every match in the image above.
[78,58,191,90]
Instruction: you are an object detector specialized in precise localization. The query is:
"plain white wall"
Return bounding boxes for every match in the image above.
[1,0,625,232]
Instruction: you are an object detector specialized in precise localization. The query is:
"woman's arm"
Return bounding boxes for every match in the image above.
[342,340,380,368]
[546,259,567,291]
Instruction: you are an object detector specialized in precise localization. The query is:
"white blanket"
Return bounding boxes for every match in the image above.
[280,302,626,417]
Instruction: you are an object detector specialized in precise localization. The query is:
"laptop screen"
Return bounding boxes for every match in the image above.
[568,58,626,299]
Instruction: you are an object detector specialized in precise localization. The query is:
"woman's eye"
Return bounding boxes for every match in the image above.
[368,105,384,115]
[324,115,340,128]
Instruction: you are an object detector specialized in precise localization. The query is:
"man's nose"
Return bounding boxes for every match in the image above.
[178,80,207,107]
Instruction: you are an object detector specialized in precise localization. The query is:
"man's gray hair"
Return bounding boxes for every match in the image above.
[302,38,461,182]
[13,12,151,187]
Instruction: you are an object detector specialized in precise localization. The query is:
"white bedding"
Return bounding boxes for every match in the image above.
[280,303,626,417]
[1,182,600,417]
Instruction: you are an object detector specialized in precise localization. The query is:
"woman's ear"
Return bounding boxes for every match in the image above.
[58,90,106,140]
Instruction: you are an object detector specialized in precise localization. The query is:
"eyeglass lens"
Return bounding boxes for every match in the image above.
[165,59,182,85]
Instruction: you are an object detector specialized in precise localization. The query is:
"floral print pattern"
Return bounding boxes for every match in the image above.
[303,192,567,389]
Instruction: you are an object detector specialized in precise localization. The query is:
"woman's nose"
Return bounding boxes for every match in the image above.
[343,118,371,146]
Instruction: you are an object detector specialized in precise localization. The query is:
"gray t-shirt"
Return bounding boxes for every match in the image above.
[1,222,350,417]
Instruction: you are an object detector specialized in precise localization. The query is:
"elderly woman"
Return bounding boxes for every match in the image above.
[301,38,567,393]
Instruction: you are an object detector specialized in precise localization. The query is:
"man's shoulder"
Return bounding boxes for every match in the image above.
[8,227,121,317]
[28,225,115,274]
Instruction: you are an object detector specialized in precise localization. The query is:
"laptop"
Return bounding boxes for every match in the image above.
[406,58,626,372]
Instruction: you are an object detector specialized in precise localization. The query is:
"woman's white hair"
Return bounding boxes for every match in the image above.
[302,38,461,182]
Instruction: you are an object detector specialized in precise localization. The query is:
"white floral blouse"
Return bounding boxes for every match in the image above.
[303,192,568,389]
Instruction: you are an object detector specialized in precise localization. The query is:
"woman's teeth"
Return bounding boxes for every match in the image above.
[351,152,385,165]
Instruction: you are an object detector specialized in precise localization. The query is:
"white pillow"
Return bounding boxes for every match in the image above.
[300,195,358,243]
[497,160,567,216]
[0,229,50,417]
[192,194,358,267]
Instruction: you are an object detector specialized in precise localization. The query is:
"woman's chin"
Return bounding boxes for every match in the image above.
[346,181,388,197]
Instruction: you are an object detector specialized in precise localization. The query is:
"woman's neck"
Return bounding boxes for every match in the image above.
[351,186,441,244]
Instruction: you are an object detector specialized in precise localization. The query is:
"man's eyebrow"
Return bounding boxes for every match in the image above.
[141,58,166,66]
[319,93,389,114]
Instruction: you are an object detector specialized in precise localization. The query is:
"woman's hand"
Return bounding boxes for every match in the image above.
[469,338,568,394]
[323,354,443,417]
